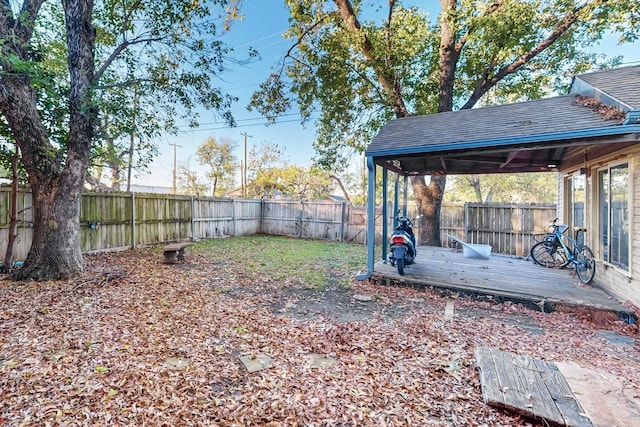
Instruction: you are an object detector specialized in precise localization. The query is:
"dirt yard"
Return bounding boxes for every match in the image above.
[1,239,639,426]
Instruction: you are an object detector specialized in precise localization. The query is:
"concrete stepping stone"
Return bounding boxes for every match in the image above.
[239,353,273,372]
[163,356,190,370]
[307,353,336,369]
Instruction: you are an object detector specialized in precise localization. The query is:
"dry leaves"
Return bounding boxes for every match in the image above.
[1,244,638,426]
[575,95,627,121]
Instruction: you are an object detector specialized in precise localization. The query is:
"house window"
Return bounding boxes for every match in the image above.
[597,163,629,270]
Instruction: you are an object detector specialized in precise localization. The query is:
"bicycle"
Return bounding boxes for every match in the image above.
[530,217,596,284]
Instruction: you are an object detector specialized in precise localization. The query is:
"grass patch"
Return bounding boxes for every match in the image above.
[197,235,367,289]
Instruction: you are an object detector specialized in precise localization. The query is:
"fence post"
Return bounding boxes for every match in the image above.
[131,192,136,249]
[190,196,195,241]
[298,200,304,238]
[464,202,469,242]
[339,201,345,242]
[232,199,237,236]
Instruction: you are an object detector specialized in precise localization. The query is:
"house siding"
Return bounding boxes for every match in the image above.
[560,145,640,307]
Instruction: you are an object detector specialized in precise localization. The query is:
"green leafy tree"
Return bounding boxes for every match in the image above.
[279,164,334,200]
[249,163,335,200]
[251,167,284,199]
[0,0,244,280]
[333,162,388,207]
[196,136,238,196]
[446,173,558,203]
[246,141,287,198]
[177,165,208,196]
[250,0,637,246]
[86,84,161,191]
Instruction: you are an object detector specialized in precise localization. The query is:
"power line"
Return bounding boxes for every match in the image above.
[232,29,289,49]
[174,113,312,129]
[175,117,317,134]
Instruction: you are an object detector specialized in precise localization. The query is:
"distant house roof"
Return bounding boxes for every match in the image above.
[367,65,640,176]
[129,184,173,194]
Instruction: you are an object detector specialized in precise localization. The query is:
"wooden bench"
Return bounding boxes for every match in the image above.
[163,242,194,264]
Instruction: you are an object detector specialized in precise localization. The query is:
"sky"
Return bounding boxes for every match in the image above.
[132,1,309,189]
[131,1,640,189]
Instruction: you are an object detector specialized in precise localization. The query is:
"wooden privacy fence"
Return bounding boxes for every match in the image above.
[439,202,557,256]
[0,188,556,261]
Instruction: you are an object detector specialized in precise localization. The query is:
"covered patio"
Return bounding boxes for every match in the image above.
[370,245,634,321]
[357,66,640,316]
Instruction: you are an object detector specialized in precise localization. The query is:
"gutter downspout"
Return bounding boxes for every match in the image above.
[356,156,376,280]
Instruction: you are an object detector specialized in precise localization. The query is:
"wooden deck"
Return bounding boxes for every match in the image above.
[370,246,634,320]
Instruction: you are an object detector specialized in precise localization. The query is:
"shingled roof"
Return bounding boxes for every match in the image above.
[572,64,640,110]
[367,65,640,176]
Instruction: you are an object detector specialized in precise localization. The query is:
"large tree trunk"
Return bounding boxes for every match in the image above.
[468,175,483,202]
[0,0,96,281]
[2,81,89,280]
[411,175,446,246]
[332,0,449,246]
[409,0,459,247]
[13,179,86,280]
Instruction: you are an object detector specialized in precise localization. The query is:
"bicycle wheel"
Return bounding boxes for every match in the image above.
[530,241,570,268]
[575,245,596,284]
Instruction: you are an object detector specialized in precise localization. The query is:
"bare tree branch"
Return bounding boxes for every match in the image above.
[95,32,167,82]
[330,173,352,204]
[286,17,328,60]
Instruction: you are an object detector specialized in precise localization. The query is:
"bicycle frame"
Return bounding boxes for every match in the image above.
[530,218,596,284]
[554,230,578,262]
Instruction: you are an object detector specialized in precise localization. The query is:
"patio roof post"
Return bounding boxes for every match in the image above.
[393,174,399,228]
[464,202,469,242]
[381,167,389,262]
[403,175,409,217]
[356,156,377,280]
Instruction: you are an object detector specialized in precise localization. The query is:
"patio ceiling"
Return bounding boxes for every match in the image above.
[366,94,640,176]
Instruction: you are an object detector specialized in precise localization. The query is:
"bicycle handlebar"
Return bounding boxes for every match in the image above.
[549,218,585,236]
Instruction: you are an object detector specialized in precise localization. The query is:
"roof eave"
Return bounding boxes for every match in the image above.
[366,124,640,159]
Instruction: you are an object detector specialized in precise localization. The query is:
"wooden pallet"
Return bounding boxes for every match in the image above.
[475,347,593,427]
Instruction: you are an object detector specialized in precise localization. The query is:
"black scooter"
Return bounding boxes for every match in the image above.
[388,211,417,275]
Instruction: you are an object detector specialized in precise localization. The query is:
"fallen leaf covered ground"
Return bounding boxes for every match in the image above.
[1,236,638,426]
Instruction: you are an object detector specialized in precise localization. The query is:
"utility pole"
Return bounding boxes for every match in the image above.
[169,142,181,194]
[126,87,138,193]
[241,132,252,198]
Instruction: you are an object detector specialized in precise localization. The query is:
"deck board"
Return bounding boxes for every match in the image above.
[371,246,632,318]
[475,347,594,427]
